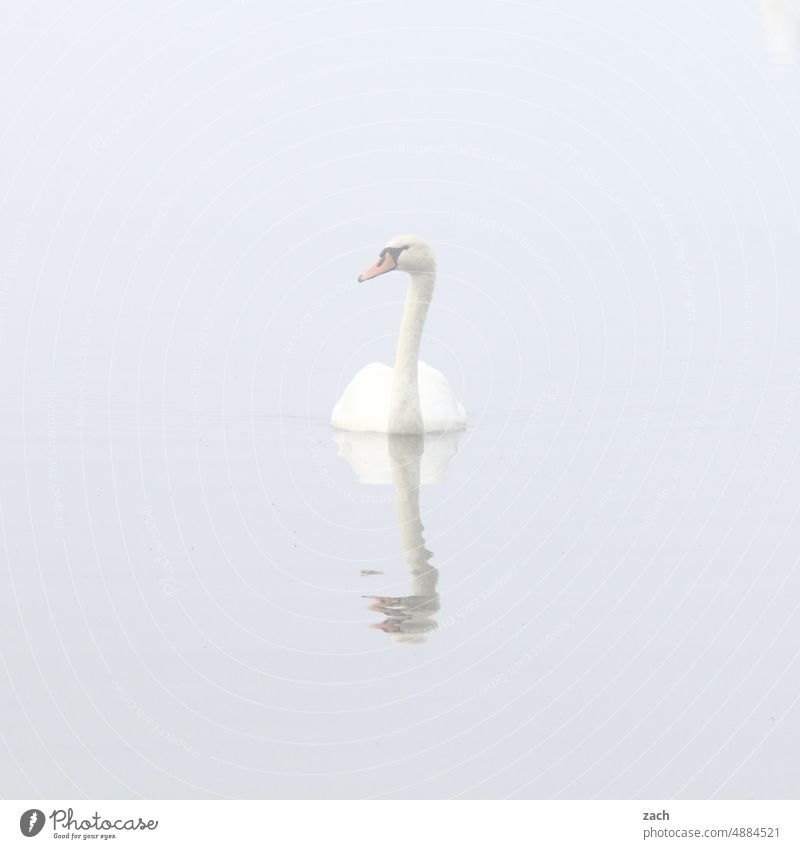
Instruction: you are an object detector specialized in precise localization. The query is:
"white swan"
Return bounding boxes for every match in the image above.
[331,235,466,433]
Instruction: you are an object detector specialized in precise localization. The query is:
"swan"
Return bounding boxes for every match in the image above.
[331,235,466,433]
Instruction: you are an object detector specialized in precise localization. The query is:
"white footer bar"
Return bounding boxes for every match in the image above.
[2,800,797,848]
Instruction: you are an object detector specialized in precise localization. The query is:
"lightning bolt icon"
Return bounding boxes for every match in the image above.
[28,811,38,833]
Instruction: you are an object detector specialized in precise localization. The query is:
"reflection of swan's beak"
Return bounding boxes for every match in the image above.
[358,252,396,281]
[371,620,401,633]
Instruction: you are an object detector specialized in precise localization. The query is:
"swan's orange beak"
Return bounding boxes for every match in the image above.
[358,252,396,282]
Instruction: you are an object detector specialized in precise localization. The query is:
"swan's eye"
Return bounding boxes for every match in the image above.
[379,245,410,265]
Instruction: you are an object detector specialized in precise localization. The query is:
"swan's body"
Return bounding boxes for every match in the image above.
[331,235,466,434]
[332,361,465,433]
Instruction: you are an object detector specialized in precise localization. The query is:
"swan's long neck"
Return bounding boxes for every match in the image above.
[389,271,434,433]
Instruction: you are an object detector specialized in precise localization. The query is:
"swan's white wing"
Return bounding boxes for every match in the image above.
[331,362,393,432]
[418,362,467,432]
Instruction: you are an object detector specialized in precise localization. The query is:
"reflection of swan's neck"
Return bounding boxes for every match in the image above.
[391,436,435,592]
[389,272,435,433]
[381,435,439,642]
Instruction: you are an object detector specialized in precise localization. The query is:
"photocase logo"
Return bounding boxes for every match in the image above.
[16,806,159,838]
[19,809,45,837]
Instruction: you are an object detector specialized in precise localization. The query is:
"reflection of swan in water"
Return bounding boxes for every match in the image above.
[332,430,462,643]
[762,0,800,57]
[332,430,461,485]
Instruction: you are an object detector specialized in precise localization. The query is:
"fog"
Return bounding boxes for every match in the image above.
[1,0,799,798]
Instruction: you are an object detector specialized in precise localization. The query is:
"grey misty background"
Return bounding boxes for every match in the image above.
[1,0,799,799]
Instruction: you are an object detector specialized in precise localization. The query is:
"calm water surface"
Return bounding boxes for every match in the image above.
[1,0,799,798]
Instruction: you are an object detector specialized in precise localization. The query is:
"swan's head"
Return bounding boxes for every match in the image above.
[358,234,436,282]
